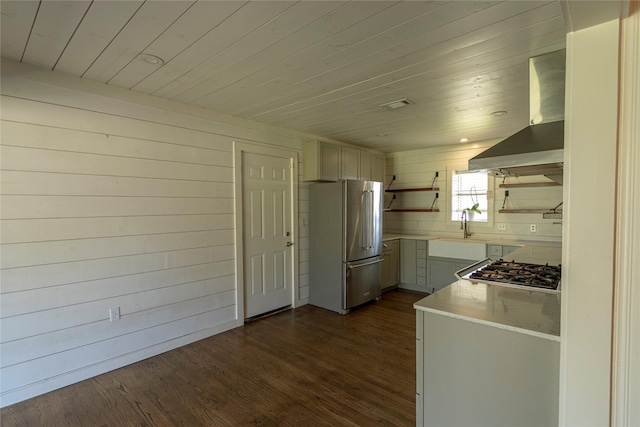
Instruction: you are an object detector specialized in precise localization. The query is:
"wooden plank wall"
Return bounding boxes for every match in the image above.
[0,61,311,407]
[384,143,564,241]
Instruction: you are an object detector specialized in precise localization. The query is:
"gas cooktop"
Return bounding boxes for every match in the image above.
[456,259,562,293]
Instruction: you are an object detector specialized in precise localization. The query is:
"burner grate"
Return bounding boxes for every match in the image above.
[468,260,561,290]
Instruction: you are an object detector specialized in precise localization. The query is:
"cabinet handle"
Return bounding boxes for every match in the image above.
[348,258,383,269]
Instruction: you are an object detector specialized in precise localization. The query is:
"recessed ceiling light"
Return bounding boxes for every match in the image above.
[379,98,414,110]
[460,138,469,143]
[138,53,164,65]
[491,110,508,117]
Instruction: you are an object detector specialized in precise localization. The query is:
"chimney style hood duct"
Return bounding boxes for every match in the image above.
[469,50,566,184]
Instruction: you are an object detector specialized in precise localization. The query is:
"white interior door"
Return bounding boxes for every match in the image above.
[242,152,293,318]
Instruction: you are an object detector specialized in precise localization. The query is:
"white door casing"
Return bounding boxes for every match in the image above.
[233,142,298,323]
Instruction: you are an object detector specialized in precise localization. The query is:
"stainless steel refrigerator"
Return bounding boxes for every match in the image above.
[309,180,383,314]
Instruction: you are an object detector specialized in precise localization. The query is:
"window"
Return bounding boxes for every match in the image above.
[450,170,488,222]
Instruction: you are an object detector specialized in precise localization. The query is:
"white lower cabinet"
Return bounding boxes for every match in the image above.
[487,244,522,260]
[400,239,428,292]
[381,240,399,290]
[416,310,559,427]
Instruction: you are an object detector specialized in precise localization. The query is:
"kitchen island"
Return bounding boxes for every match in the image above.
[413,241,561,427]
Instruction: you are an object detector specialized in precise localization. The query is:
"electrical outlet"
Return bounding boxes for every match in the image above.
[497,223,507,231]
[109,307,120,322]
[530,224,537,233]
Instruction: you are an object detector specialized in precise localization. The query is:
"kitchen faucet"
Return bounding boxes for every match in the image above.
[461,210,472,239]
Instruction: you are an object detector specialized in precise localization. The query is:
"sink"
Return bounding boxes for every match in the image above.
[431,237,490,243]
[428,240,487,260]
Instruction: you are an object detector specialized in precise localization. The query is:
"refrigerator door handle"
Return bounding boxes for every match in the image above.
[348,258,383,269]
[362,190,374,250]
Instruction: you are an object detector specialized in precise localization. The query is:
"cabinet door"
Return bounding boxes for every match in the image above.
[341,146,360,180]
[428,258,476,294]
[503,245,521,258]
[360,151,373,180]
[427,259,457,294]
[487,244,503,260]
[400,239,417,285]
[319,142,340,181]
[372,155,385,182]
[303,141,340,181]
[389,240,399,286]
[381,249,393,289]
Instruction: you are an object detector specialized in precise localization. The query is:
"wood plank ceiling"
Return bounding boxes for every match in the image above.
[0,1,566,152]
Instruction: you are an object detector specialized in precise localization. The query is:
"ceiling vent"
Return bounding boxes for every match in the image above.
[379,98,414,110]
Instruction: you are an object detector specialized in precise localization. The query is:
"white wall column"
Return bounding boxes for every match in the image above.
[612,3,640,425]
[560,19,620,427]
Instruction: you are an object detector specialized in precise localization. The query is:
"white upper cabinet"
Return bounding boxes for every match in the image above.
[372,155,384,182]
[303,141,340,181]
[341,146,360,180]
[360,151,373,181]
[303,141,383,182]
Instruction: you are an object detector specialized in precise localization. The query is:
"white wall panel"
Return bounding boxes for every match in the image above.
[0,61,310,407]
[384,142,563,242]
[1,261,234,318]
[0,276,235,368]
[1,230,234,269]
[1,145,231,182]
[1,214,234,244]
[1,172,233,198]
[1,246,234,293]
[1,96,234,153]
[0,195,232,219]
[1,121,233,166]
[1,292,236,391]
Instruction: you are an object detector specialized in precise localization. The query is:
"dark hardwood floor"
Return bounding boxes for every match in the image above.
[1,290,425,427]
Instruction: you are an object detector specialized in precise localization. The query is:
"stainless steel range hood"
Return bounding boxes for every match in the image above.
[469,50,566,184]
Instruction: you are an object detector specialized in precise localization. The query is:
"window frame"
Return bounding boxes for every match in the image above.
[447,168,494,229]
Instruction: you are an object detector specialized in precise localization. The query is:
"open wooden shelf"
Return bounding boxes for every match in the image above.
[385,187,439,192]
[385,208,440,212]
[499,182,561,188]
[499,209,550,214]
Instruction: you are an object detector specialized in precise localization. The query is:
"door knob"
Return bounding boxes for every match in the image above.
[286,242,294,247]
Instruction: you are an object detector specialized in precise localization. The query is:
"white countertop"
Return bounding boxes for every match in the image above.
[383,233,561,250]
[410,239,562,340]
[414,280,561,340]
